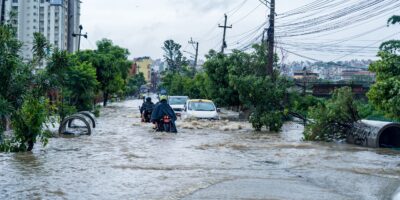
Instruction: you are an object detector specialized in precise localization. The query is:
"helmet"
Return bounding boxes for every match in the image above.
[146,97,152,102]
[160,95,167,101]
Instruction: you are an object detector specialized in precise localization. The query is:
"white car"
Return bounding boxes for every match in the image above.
[183,99,219,120]
[168,96,189,117]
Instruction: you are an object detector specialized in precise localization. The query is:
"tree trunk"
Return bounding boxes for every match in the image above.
[0,116,6,132]
[103,92,108,107]
[27,140,34,151]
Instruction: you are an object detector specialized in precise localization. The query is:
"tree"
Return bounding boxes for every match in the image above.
[93,39,131,107]
[304,87,360,141]
[388,15,400,26]
[367,51,400,120]
[32,32,50,67]
[203,50,240,107]
[10,95,51,152]
[126,73,146,96]
[0,25,51,152]
[367,16,400,120]
[162,40,187,73]
[65,62,99,111]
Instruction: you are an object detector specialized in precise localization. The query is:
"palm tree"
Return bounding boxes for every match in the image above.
[32,32,50,67]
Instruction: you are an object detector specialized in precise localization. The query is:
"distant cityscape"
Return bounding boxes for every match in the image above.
[281,59,375,83]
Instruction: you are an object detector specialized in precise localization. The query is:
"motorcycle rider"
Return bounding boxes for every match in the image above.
[140,97,154,123]
[151,95,177,133]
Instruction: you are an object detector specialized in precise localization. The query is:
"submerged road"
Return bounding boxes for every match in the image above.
[1,99,400,200]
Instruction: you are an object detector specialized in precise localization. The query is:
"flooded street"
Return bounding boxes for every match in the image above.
[1,99,400,200]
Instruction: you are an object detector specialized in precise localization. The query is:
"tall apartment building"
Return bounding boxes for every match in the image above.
[1,0,81,61]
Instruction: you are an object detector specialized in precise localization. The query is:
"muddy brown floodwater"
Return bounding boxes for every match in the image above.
[1,99,400,200]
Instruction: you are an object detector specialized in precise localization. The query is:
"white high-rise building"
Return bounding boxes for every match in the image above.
[1,0,81,61]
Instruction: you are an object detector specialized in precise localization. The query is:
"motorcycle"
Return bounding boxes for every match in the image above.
[154,115,177,133]
[141,110,152,123]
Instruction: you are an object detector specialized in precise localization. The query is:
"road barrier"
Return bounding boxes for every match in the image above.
[59,112,96,136]
[347,120,400,148]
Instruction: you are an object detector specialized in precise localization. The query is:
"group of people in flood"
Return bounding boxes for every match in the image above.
[140,95,177,133]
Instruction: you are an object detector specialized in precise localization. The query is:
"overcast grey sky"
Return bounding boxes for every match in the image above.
[80,0,400,62]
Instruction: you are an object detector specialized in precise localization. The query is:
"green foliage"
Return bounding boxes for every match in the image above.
[92,39,131,106]
[0,97,12,132]
[32,32,50,66]
[203,50,240,107]
[160,71,211,99]
[232,75,290,132]
[388,15,400,26]
[65,62,99,111]
[356,100,395,122]
[126,72,146,96]
[94,105,101,118]
[162,40,187,73]
[380,40,400,54]
[1,96,51,152]
[304,87,360,141]
[226,44,289,132]
[47,49,70,87]
[0,24,30,109]
[367,50,400,120]
[0,25,52,151]
[289,94,323,120]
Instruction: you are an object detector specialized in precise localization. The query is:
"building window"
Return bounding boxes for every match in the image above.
[12,0,18,3]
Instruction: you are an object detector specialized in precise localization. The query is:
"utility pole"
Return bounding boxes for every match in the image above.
[72,25,87,51]
[219,14,232,54]
[188,38,199,68]
[1,0,6,25]
[302,67,307,96]
[67,0,75,53]
[266,0,276,76]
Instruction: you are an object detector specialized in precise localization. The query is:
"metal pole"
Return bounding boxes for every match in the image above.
[78,25,82,51]
[266,0,275,76]
[219,14,232,54]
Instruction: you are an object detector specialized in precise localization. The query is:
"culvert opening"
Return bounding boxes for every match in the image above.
[379,126,400,148]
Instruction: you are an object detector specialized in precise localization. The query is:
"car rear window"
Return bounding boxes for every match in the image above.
[188,102,215,111]
[169,97,188,105]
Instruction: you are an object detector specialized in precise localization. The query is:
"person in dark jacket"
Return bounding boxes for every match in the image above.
[140,97,154,123]
[151,95,177,133]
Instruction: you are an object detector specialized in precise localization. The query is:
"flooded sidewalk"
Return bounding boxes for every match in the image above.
[1,99,399,200]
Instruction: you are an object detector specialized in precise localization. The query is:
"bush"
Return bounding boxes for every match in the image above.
[1,96,51,152]
[94,105,101,117]
[304,87,360,141]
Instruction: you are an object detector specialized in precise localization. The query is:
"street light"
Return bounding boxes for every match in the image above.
[72,25,87,51]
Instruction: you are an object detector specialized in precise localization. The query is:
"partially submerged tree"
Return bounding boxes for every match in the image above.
[0,25,51,152]
[93,39,131,107]
[304,87,360,141]
[203,50,240,107]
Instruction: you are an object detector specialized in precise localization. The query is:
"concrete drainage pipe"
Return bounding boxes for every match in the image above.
[348,120,400,148]
[59,114,92,136]
[67,111,96,129]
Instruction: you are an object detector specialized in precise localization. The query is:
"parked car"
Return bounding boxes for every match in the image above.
[182,99,219,120]
[168,96,188,117]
